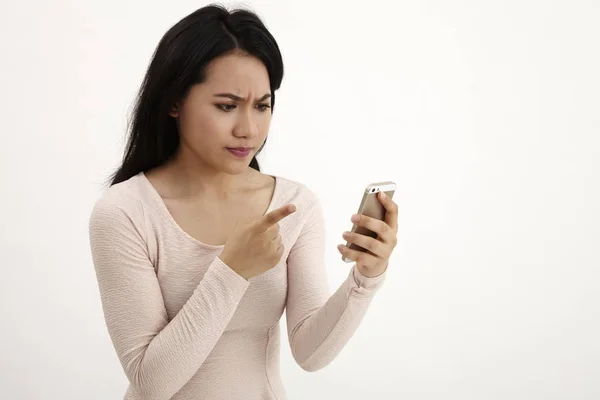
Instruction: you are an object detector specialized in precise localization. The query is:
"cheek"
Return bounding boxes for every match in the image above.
[180,106,230,142]
[259,114,272,135]
[179,106,272,144]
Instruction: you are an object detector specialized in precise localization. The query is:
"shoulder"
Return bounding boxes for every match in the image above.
[274,175,319,202]
[272,175,323,222]
[88,173,149,235]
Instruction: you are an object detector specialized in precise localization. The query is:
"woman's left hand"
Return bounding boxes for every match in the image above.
[337,191,398,278]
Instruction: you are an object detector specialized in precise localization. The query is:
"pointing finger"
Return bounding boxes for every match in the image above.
[257,204,296,231]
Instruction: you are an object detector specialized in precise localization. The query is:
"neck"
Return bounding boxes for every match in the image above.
[161,147,249,201]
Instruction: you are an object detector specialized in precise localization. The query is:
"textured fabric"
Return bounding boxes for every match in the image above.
[89,172,386,400]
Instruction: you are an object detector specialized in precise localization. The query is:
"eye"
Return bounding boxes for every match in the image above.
[256,103,271,112]
[216,104,236,112]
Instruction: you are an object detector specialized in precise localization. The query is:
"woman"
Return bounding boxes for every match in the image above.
[89,4,398,400]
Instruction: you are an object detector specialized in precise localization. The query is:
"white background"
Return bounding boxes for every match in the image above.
[1,0,599,399]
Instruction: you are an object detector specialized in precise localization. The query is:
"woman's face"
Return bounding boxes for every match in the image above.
[171,51,272,175]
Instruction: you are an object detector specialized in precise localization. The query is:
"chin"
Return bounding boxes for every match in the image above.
[221,161,252,175]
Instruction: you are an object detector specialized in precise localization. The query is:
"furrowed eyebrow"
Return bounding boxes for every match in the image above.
[214,93,271,102]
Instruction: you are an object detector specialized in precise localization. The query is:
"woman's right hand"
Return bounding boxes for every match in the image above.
[219,204,297,280]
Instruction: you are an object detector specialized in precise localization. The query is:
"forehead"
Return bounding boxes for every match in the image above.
[201,52,270,94]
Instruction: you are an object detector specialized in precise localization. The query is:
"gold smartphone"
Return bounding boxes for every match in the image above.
[342,181,396,263]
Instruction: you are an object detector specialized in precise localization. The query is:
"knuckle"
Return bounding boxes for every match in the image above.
[383,223,391,235]
[373,236,382,248]
[361,240,372,251]
[362,237,374,251]
[372,240,382,253]
[266,226,278,239]
[263,236,272,247]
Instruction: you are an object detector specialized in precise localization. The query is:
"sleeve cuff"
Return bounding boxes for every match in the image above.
[210,256,251,292]
[350,264,387,292]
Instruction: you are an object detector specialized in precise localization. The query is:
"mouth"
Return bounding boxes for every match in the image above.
[226,147,253,158]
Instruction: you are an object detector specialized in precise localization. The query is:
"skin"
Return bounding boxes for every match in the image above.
[338,191,399,278]
[151,50,274,199]
[147,50,399,278]
[145,50,277,247]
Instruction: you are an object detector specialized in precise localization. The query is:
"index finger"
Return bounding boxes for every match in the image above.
[379,192,398,231]
[256,204,296,231]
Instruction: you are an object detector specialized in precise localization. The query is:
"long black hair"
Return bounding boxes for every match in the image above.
[108,4,284,186]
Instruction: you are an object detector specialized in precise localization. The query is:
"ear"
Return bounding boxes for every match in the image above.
[169,103,180,118]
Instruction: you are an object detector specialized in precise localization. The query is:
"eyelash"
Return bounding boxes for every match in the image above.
[216,104,271,112]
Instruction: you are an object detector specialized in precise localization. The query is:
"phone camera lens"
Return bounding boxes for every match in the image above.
[371,189,375,192]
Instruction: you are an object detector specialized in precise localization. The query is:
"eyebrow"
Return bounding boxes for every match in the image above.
[214,93,271,102]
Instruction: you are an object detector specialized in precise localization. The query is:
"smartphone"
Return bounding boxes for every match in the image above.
[342,181,396,263]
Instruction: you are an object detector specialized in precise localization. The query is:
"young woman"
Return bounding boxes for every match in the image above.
[89,5,398,400]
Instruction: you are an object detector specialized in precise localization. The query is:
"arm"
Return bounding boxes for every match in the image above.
[89,195,249,400]
[285,190,386,372]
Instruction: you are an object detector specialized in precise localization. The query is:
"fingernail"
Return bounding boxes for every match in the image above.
[342,231,350,238]
[288,205,296,212]
[351,214,360,223]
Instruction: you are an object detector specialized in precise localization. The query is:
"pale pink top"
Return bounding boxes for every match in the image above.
[88,172,386,400]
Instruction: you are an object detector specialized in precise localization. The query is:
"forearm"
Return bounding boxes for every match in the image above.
[288,265,385,371]
[100,257,248,400]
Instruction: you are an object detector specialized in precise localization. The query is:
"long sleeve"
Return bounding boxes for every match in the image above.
[88,194,249,400]
[285,189,387,372]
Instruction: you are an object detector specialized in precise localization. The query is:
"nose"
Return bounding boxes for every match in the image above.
[233,111,259,139]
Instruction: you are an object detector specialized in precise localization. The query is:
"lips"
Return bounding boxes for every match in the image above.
[226,147,253,158]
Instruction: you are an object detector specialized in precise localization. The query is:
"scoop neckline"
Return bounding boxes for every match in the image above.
[138,171,280,249]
